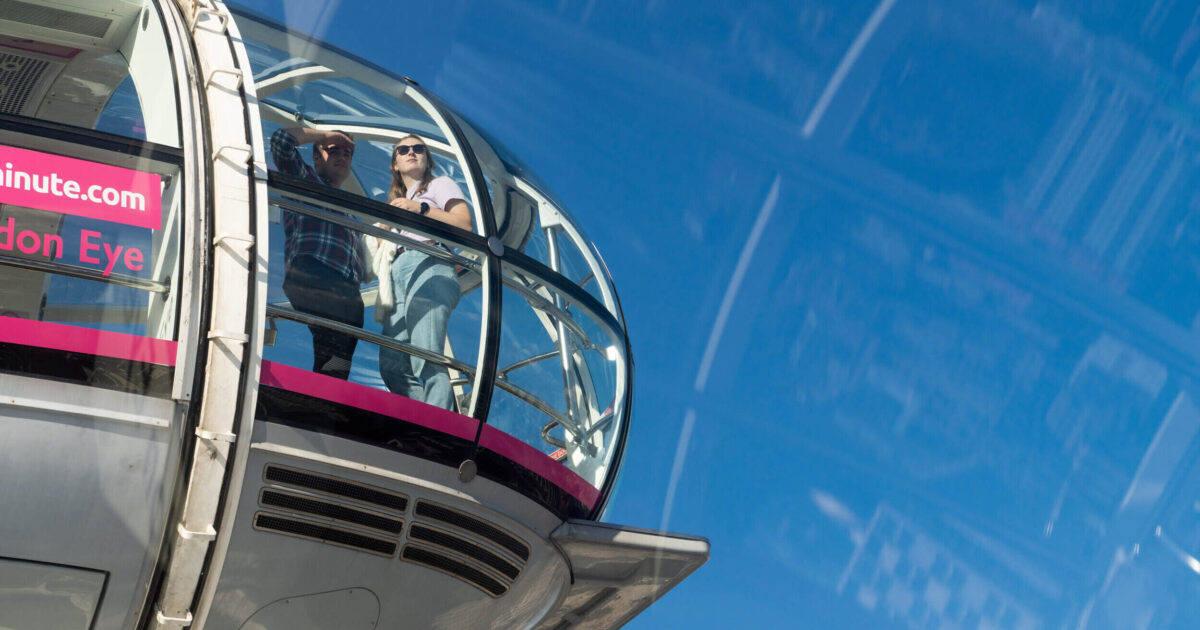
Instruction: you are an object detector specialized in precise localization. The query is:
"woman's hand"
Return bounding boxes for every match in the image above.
[389,197,420,213]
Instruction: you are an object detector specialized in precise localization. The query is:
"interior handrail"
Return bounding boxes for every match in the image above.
[0,253,170,294]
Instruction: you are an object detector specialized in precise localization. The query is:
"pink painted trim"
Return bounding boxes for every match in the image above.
[479,425,600,508]
[260,360,599,508]
[260,360,479,441]
[0,316,176,365]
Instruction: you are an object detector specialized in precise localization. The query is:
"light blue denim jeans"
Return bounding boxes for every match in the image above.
[379,250,460,409]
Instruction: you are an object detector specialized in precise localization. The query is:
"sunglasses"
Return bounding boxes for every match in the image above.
[394,144,427,156]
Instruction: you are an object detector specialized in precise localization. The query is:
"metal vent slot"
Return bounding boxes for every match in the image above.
[409,524,521,580]
[264,464,408,512]
[0,0,112,38]
[402,545,508,597]
[415,501,529,561]
[0,53,49,115]
[254,512,397,557]
[260,489,404,535]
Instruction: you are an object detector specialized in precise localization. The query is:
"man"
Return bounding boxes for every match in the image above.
[270,126,365,380]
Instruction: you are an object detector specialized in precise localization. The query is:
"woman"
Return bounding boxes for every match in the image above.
[371,135,473,409]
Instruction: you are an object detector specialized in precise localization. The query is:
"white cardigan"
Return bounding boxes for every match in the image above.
[362,232,396,323]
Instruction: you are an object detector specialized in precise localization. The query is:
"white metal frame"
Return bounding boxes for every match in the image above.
[151,0,265,627]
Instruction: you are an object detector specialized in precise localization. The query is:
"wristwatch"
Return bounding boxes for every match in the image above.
[419,201,430,215]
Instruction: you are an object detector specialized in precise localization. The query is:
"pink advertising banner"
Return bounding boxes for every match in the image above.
[0,144,162,230]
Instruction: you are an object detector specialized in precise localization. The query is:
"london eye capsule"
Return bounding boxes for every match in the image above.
[0,1,708,628]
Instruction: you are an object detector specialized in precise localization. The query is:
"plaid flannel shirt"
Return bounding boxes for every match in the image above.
[271,128,365,282]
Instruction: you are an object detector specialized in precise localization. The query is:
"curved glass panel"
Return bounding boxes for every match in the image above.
[247,22,491,427]
[262,185,484,414]
[520,208,614,312]
[263,78,443,137]
[238,8,629,505]
[492,261,626,490]
[241,37,317,83]
[447,111,622,320]
[0,2,181,147]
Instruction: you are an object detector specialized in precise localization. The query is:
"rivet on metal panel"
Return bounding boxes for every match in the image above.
[487,236,505,257]
[458,459,477,482]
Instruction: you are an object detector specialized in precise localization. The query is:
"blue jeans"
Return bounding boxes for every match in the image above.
[379,250,460,409]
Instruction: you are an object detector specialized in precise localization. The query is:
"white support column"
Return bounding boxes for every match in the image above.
[151,0,266,627]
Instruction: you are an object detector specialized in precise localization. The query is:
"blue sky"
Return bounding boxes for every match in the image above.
[232,1,1200,628]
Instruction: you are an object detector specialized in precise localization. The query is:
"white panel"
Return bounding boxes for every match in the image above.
[239,588,380,630]
[0,559,106,630]
[120,2,180,147]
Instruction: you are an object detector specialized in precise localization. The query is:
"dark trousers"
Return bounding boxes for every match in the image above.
[282,255,363,380]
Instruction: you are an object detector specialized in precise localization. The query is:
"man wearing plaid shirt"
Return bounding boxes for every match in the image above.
[271,126,365,380]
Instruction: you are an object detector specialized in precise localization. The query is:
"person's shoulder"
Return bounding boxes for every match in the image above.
[430,176,465,196]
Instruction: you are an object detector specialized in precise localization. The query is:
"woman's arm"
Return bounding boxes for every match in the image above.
[435,199,474,232]
[387,197,474,232]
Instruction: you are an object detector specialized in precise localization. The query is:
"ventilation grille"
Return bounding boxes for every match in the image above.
[415,500,530,561]
[254,465,533,598]
[409,524,520,580]
[257,464,407,556]
[264,464,408,512]
[0,53,50,115]
[403,501,531,597]
[402,545,508,597]
[254,513,398,557]
[261,489,405,535]
[0,0,112,38]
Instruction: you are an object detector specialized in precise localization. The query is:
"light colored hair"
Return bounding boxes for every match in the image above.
[388,134,434,202]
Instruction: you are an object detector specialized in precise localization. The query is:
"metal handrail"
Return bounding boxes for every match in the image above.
[269,185,625,357]
[265,183,626,456]
[269,196,483,271]
[498,350,559,377]
[266,303,475,374]
[0,253,170,293]
[268,303,581,433]
[501,273,595,348]
[541,411,615,455]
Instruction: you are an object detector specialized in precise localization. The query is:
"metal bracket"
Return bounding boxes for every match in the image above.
[264,317,278,347]
[155,609,193,627]
[214,232,255,251]
[207,330,249,344]
[190,4,228,32]
[195,428,236,443]
[212,144,253,166]
[205,67,243,91]
[177,522,217,542]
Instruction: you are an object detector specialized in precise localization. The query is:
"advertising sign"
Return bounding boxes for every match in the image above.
[0,144,162,230]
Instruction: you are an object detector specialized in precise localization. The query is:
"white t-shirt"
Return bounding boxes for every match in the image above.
[397,176,467,247]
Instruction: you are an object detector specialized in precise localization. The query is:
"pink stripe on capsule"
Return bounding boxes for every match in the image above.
[260,360,479,441]
[0,315,176,365]
[260,359,599,508]
[478,425,600,508]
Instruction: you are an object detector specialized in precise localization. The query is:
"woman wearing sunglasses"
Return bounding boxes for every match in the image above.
[368,134,473,410]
